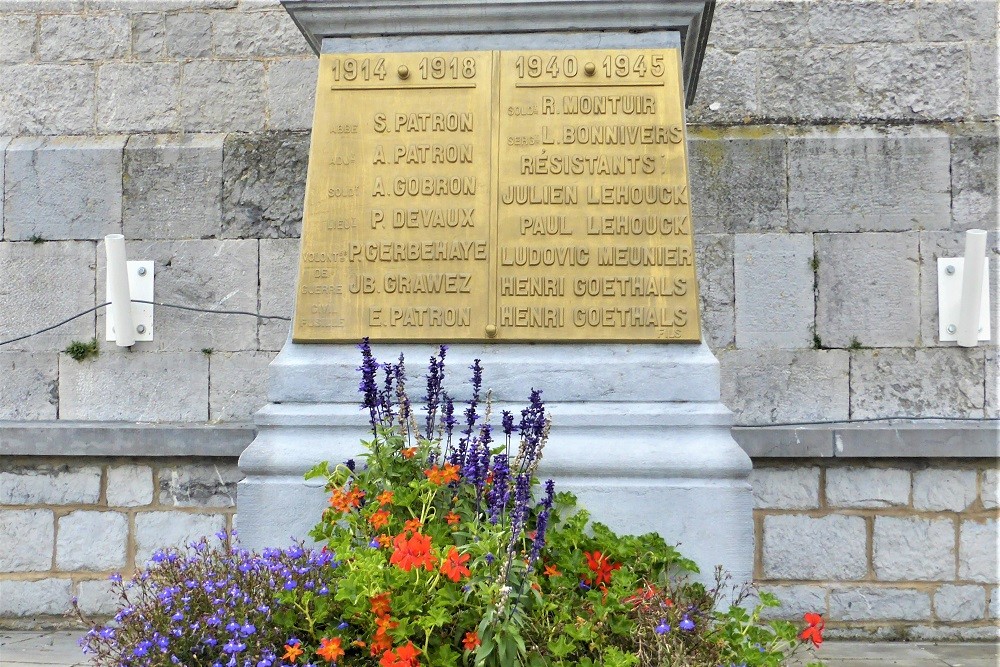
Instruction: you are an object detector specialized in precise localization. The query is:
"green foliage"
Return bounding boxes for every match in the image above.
[64,337,99,361]
[848,337,863,350]
[286,417,826,665]
[29,234,45,244]
[201,347,214,356]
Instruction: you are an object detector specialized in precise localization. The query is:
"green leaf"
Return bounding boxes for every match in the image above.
[546,635,576,658]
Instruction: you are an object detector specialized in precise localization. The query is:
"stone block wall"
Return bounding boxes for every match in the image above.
[1,129,997,422]
[754,460,998,640]
[1,449,996,641]
[0,455,240,628]
[0,0,997,424]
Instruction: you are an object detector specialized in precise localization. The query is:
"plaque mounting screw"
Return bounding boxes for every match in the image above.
[397,65,409,79]
[136,324,146,334]
[485,324,497,338]
[947,324,957,334]
[584,62,596,76]
[137,266,147,276]
[945,264,956,275]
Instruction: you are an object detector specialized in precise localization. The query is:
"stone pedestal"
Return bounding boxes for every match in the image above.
[239,342,753,585]
[239,0,752,586]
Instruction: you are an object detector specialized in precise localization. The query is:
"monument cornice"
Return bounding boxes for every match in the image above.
[280,0,715,105]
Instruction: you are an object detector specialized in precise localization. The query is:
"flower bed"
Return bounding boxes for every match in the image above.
[77,341,825,666]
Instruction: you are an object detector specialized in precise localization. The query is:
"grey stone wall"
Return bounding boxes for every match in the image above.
[3,127,996,422]
[1,453,995,640]
[754,459,999,641]
[0,456,239,627]
[0,0,997,424]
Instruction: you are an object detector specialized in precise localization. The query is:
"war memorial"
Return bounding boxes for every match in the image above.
[0,0,997,657]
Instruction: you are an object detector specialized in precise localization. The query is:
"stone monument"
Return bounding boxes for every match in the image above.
[239,0,753,586]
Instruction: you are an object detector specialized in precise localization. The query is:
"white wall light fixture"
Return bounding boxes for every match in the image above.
[104,234,155,346]
[937,228,991,346]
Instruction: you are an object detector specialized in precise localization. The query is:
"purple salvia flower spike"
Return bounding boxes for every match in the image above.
[357,337,380,433]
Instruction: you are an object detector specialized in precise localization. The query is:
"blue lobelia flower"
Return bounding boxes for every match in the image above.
[679,615,695,632]
[655,619,671,634]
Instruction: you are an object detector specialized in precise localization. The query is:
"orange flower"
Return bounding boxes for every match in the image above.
[403,518,423,533]
[377,490,394,506]
[445,512,460,525]
[370,614,399,656]
[377,533,392,547]
[282,641,304,663]
[440,546,471,582]
[462,631,481,651]
[317,637,345,663]
[401,447,418,459]
[375,615,399,634]
[424,463,460,485]
[800,612,824,648]
[531,582,541,592]
[329,487,365,513]
[390,531,436,572]
[370,631,393,656]
[543,564,561,577]
[370,509,391,529]
[370,593,392,617]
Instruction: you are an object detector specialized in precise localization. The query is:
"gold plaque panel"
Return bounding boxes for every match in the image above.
[293,49,701,343]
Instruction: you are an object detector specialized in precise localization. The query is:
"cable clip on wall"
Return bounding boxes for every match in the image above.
[937,228,992,347]
[104,234,154,347]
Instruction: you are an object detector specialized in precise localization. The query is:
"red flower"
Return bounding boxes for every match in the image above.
[800,612,824,648]
[379,641,421,667]
[445,511,461,526]
[624,584,659,607]
[440,546,471,582]
[584,550,620,588]
[462,631,481,650]
[389,531,436,572]
[317,637,345,663]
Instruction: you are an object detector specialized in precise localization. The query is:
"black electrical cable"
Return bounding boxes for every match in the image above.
[130,300,291,322]
[0,303,113,348]
[0,304,996,429]
[0,301,290,348]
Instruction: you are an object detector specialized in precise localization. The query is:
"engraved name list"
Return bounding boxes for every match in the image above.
[293,49,701,342]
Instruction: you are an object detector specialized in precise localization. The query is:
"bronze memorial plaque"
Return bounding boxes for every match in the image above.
[294,48,701,342]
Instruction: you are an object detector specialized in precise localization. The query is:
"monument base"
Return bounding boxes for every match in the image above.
[238,342,753,586]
